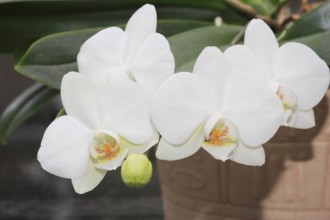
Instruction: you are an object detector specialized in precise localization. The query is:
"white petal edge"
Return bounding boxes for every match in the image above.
[244,19,279,79]
[288,109,315,129]
[61,72,102,130]
[121,131,159,154]
[38,116,92,178]
[151,72,211,145]
[99,80,154,144]
[71,158,107,194]
[282,109,295,126]
[77,27,126,75]
[275,42,330,111]
[130,33,175,91]
[124,4,157,63]
[156,124,205,161]
[201,143,236,162]
[231,141,265,166]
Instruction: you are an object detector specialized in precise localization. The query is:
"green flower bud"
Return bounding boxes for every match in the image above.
[121,154,152,188]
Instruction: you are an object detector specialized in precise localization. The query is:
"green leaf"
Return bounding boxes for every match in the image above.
[15,29,94,89]
[0,83,58,145]
[157,20,212,38]
[56,108,66,118]
[287,32,330,65]
[241,0,277,16]
[0,0,248,54]
[14,19,212,89]
[0,8,217,54]
[283,1,330,40]
[168,25,243,72]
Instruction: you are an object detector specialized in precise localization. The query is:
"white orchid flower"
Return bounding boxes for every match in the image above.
[76,4,174,90]
[38,73,158,194]
[225,19,330,129]
[151,47,284,166]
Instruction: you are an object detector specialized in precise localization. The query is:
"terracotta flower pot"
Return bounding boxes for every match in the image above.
[157,91,330,220]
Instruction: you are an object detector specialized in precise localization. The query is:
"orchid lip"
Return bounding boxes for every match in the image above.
[203,114,224,139]
[276,85,297,109]
[203,114,238,148]
[276,85,298,126]
[89,130,125,165]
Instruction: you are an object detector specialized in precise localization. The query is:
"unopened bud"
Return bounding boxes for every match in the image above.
[121,154,152,188]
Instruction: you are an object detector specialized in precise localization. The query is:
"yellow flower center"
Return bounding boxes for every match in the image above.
[204,119,236,147]
[90,132,124,164]
[276,85,297,111]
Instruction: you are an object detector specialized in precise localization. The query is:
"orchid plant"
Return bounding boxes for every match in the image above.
[1,0,330,194]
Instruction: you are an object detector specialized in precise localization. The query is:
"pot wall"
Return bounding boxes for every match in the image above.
[157,91,330,220]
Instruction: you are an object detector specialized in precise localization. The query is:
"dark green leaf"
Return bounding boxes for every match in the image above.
[0,0,248,54]
[0,83,58,144]
[15,19,212,89]
[168,25,243,72]
[15,29,94,89]
[241,0,276,16]
[283,1,330,40]
[157,20,212,38]
[56,108,66,118]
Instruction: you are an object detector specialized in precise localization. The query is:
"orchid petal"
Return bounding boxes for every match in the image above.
[275,42,330,111]
[99,81,154,144]
[156,124,204,161]
[222,75,283,146]
[77,27,126,75]
[124,4,156,63]
[282,108,295,126]
[244,19,279,79]
[61,72,102,129]
[231,141,265,166]
[201,143,236,162]
[130,33,174,90]
[224,45,262,79]
[121,131,159,154]
[151,72,211,145]
[89,66,130,87]
[289,110,315,129]
[71,158,107,194]
[193,46,232,111]
[38,116,92,178]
